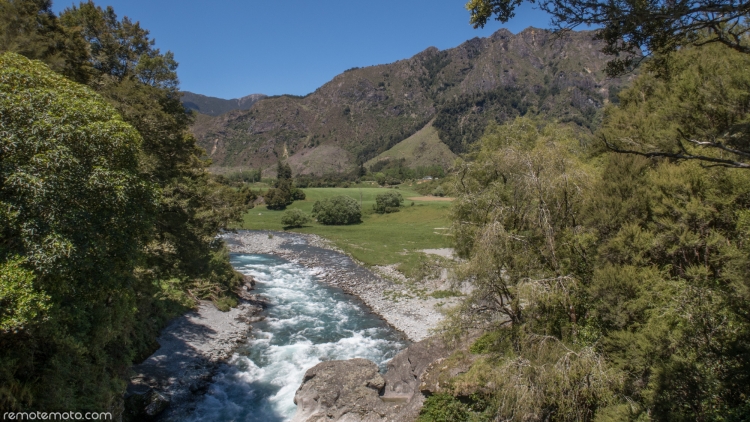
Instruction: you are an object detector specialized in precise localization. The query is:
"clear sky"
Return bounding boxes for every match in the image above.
[52,0,554,99]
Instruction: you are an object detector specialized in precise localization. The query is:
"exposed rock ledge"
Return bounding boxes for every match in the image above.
[292,337,452,422]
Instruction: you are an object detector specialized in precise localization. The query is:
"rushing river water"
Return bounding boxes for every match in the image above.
[186,253,408,422]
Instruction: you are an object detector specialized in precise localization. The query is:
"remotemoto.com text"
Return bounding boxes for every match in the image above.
[3,412,111,420]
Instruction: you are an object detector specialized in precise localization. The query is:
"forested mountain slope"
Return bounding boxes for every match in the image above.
[191,27,633,175]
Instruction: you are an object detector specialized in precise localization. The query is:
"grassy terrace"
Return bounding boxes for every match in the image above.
[234,186,453,276]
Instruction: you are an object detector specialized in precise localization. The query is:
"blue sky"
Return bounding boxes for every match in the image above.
[53,1,554,99]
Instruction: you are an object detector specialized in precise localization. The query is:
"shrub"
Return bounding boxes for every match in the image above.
[264,187,291,210]
[432,185,445,197]
[291,187,306,200]
[418,394,470,422]
[281,209,311,228]
[373,191,404,214]
[312,195,361,225]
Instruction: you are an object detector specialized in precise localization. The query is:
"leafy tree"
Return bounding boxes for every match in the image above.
[312,196,362,225]
[0,52,157,410]
[264,186,292,210]
[0,2,250,413]
[264,159,304,209]
[276,159,292,182]
[451,117,593,334]
[466,0,750,76]
[600,42,750,169]
[0,0,90,83]
[281,209,312,228]
[447,118,622,419]
[373,191,404,213]
[443,47,750,418]
[58,1,247,290]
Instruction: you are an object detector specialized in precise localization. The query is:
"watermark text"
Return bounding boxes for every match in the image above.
[3,412,112,420]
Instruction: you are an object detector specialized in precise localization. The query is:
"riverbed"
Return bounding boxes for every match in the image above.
[185,253,407,421]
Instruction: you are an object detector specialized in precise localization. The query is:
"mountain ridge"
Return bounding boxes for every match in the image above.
[182,92,267,116]
[191,27,635,175]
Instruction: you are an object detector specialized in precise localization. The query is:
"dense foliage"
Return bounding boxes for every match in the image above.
[280,209,312,228]
[312,195,362,225]
[0,0,250,413]
[427,42,750,420]
[600,42,750,169]
[264,160,305,210]
[373,191,404,214]
[0,52,157,411]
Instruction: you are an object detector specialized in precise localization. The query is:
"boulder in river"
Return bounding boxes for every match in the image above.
[292,337,452,422]
[292,358,388,422]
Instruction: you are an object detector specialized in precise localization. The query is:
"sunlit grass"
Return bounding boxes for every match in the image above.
[234,187,453,275]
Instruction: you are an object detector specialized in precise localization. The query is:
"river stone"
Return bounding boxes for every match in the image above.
[123,389,169,421]
[382,336,450,400]
[291,337,453,422]
[292,358,389,422]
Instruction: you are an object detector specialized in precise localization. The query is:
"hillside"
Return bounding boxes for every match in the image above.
[182,91,266,116]
[365,120,457,170]
[191,28,635,175]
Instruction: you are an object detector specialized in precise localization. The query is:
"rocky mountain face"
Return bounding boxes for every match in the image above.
[191,28,633,175]
[182,92,266,116]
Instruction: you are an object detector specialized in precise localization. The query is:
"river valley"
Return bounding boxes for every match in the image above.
[185,253,408,421]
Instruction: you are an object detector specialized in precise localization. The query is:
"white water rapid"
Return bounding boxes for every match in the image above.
[186,253,407,421]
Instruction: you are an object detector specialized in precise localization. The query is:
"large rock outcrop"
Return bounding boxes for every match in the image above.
[292,337,452,422]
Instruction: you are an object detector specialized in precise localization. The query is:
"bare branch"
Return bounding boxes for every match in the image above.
[601,135,750,169]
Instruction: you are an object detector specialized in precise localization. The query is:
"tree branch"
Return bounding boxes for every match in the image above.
[601,135,750,169]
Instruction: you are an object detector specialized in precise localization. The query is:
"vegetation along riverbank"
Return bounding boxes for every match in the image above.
[3,0,750,420]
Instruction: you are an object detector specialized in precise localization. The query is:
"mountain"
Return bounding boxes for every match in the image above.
[182,92,266,116]
[191,28,635,175]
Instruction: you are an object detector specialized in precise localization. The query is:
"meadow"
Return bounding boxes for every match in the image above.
[235,186,453,276]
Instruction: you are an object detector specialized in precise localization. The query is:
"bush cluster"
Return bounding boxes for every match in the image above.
[312,195,361,225]
[373,191,404,214]
[281,208,311,228]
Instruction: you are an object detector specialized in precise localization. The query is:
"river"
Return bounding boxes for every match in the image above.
[185,253,408,421]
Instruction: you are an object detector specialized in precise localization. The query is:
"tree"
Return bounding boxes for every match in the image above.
[0,52,157,410]
[445,118,623,419]
[600,43,750,169]
[0,0,90,83]
[276,159,292,182]
[465,0,750,76]
[1,2,249,412]
[312,196,362,225]
[281,209,312,228]
[58,1,247,290]
[264,159,304,209]
[373,191,404,213]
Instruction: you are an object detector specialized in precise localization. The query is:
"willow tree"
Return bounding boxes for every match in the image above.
[444,118,623,420]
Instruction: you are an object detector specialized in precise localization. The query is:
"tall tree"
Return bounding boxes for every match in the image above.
[0,0,89,82]
[0,52,157,411]
[59,1,246,287]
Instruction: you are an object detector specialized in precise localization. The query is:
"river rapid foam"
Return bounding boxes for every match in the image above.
[186,253,407,422]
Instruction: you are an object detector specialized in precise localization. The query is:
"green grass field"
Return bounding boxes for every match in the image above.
[235,187,453,276]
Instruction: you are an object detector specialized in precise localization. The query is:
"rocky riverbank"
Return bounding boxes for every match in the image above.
[222,230,456,342]
[125,229,457,421]
[125,280,266,421]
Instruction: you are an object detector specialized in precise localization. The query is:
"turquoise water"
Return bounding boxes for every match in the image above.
[186,253,407,421]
